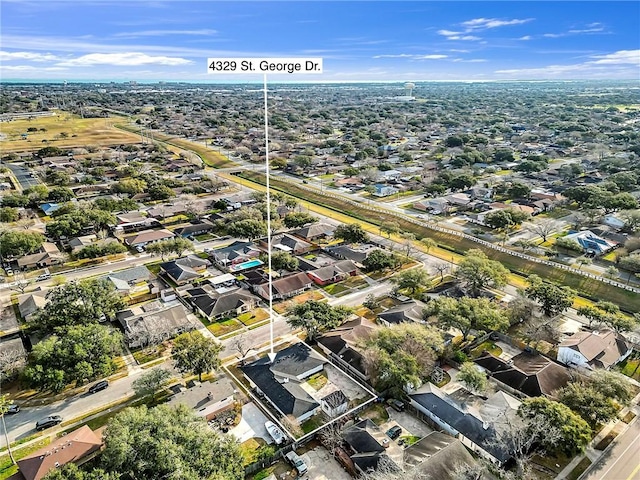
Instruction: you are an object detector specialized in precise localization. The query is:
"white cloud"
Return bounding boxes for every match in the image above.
[589,50,640,65]
[437,29,463,36]
[462,18,534,30]
[56,52,192,67]
[113,29,217,38]
[419,54,448,59]
[0,51,60,62]
[569,27,604,34]
[373,54,448,60]
[518,36,532,41]
[0,65,67,71]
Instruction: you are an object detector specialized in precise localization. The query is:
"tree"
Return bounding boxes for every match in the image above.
[421,237,436,253]
[513,239,537,252]
[577,301,637,332]
[148,184,175,201]
[525,275,575,317]
[433,262,449,282]
[172,331,221,382]
[364,323,444,397]
[23,324,123,392]
[507,182,531,200]
[48,187,75,202]
[380,221,400,238]
[100,404,243,480]
[226,218,267,240]
[619,253,640,273]
[589,370,633,405]
[554,236,583,253]
[132,368,172,398]
[31,278,125,332]
[390,267,430,295]
[44,464,118,480]
[457,362,487,393]
[0,395,16,465]
[267,251,299,271]
[334,223,369,244]
[0,230,44,258]
[111,178,147,195]
[558,381,618,427]
[0,207,19,223]
[576,256,592,270]
[145,237,193,260]
[529,219,556,243]
[286,300,352,341]
[424,296,510,341]
[362,249,402,272]
[283,212,317,228]
[456,249,509,296]
[605,265,620,279]
[484,208,529,230]
[518,397,591,455]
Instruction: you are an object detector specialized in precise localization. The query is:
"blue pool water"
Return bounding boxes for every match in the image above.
[230,258,263,272]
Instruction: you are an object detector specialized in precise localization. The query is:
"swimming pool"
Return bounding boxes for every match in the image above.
[229,258,263,272]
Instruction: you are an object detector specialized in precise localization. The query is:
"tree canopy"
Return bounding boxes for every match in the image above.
[456,362,488,393]
[525,275,575,317]
[172,331,222,382]
[286,300,352,340]
[362,249,402,272]
[0,230,44,258]
[456,249,509,296]
[334,223,369,244]
[390,267,431,295]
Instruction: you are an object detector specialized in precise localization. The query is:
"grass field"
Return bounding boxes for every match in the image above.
[232,171,640,313]
[0,114,140,152]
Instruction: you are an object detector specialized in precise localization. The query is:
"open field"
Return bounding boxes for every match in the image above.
[233,171,640,313]
[0,114,140,151]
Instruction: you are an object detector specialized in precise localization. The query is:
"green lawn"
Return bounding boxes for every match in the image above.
[306,372,328,391]
[131,344,167,365]
[617,352,640,381]
[323,283,350,295]
[301,415,325,434]
[237,308,270,326]
[567,457,592,480]
[207,318,244,337]
[470,341,503,359]
[359,403,389,425]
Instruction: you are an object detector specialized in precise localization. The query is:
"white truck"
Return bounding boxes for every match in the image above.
[285,450,308,476]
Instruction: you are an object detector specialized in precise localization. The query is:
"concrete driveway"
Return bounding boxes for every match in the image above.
[302,446,351,480]
[384,407,433,439]
[228,402,271,444]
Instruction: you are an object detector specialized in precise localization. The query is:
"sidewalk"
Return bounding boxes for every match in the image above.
[555,391,640,479]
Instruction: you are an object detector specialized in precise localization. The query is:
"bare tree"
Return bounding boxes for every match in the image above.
[528,219,556,243]
[318,416,344,453]
[8,274,32,295]
[520,315,561,349]
[433,262,449,282]
[0,347,26,383]
[281,414,304,438]
[231,334,254,365]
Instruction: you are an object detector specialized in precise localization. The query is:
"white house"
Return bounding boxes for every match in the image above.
[557,330,632,370]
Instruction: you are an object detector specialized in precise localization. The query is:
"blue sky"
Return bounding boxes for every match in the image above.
[1,1,639,82]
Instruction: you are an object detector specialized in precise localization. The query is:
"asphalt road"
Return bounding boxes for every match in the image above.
[3,162,40,189]
[583,418,640,480]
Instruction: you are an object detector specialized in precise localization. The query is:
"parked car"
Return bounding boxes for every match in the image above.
[386,425,402,440]
[285,450,308,475]
[36,415,62,431]
[88,380,109,394]
[36,272,51,281]
[389,399,406,412]
[265,421,286,445]
[6,404,19,414]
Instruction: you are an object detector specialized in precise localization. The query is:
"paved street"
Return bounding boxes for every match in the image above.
[3,162,40,190]
[582,418,640,480]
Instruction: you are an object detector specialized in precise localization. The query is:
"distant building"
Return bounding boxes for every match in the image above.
[558,330,632,370]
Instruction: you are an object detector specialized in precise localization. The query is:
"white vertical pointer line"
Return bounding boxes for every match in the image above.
[263,73,275,359]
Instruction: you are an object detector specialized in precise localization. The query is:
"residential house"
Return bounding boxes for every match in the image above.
[378,300,426,326]
[210,241,261,269]
[117,300,198,348]
[160,255,211,285]
[103,266,153,296]
[307,260,358,286]
[444,193,471,207]
[557,330,632,370]
[475,351,575,398]
[123,229,174,248]
[317,317,378,383]
[114,212,158,233]
[341,419,403,474]
[39,203,60,216]
[146,203,188,219]
[409,383,514,466]
[563,230,618,255]
[259,233,313,255]
[18,288,48,321]
[254,272,312,301]
[325,244,380,266]
[173,220,216,238]
[16,243,63,270]
[67,234,98,253]
[293,223,335,242]
[185,285,259,321]
[241,343,326,422]
[413,197,448,214]
[167,376,236,420]
[16,426,102,480]
[372,184,399,197]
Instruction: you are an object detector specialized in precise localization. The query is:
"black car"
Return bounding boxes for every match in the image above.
[389,399,406,412]
[386,425,402,440]
[36,415,62,431]
[88,380,109,394]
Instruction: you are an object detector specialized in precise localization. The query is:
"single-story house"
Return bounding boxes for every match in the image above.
[67,234,98,252]
[185,285,259,320]
[293,223,335,241]
[254,272,312,301]
[325,244,380,265]
[39,202,60,216]
[173,220,216,238]
[321,390,349,418]
[475,351,575,398]
[557,330,632,370]
[372,184,400,197]
[562,230,618,255]
[259,233,313,255]
[210,241,261,268]
[307,259,358,286]
[167,376,236,421]
[413,197,448,213]
[18,288,48,321]
[16,425,102,480]
[378,300,426,326]
[341,419,394,474]
[146,203,187,219]
[123,229,174,248]
[444,193,471,206]
[160,255,210,285]
[102,266,152,295]
[117,300,198,348]
[16,243,63,270]
[241,343,326,422]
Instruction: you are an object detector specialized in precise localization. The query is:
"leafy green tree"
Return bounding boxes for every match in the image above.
[507,182,532,200]
[286,300,352,341]
[267,251,299,271]
[424,296,509,341]
[31,278,125,332]
[132,368,172,398]
[362,249,402,272]
[578,301,637,332]
[148,184,175,201]
[0,230,44,257]
[111,178,147,195]
[48,187,75,202]
[456,249,509,296]
[558,382,618,428]
[0,207,19,222]
[23,324,123,392]
[390,267,430,295]
[619,253,640,273]
[589,370,633,405]
[518,397,591,455]
[283,212,318,228]
[421,237,437,253]
[525,275,575,317]
[484,208,529,230]
[0,194,29,208]
[365,323,444,397]
[456,362,487,393]
[380,221,400,238]
[334,223,369,244]
[145,237,193,259]
[44,464,118,480]
[100,404,243,480]
[172,331,221,381]
[226,218,267,240]
[554,236,583,253]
